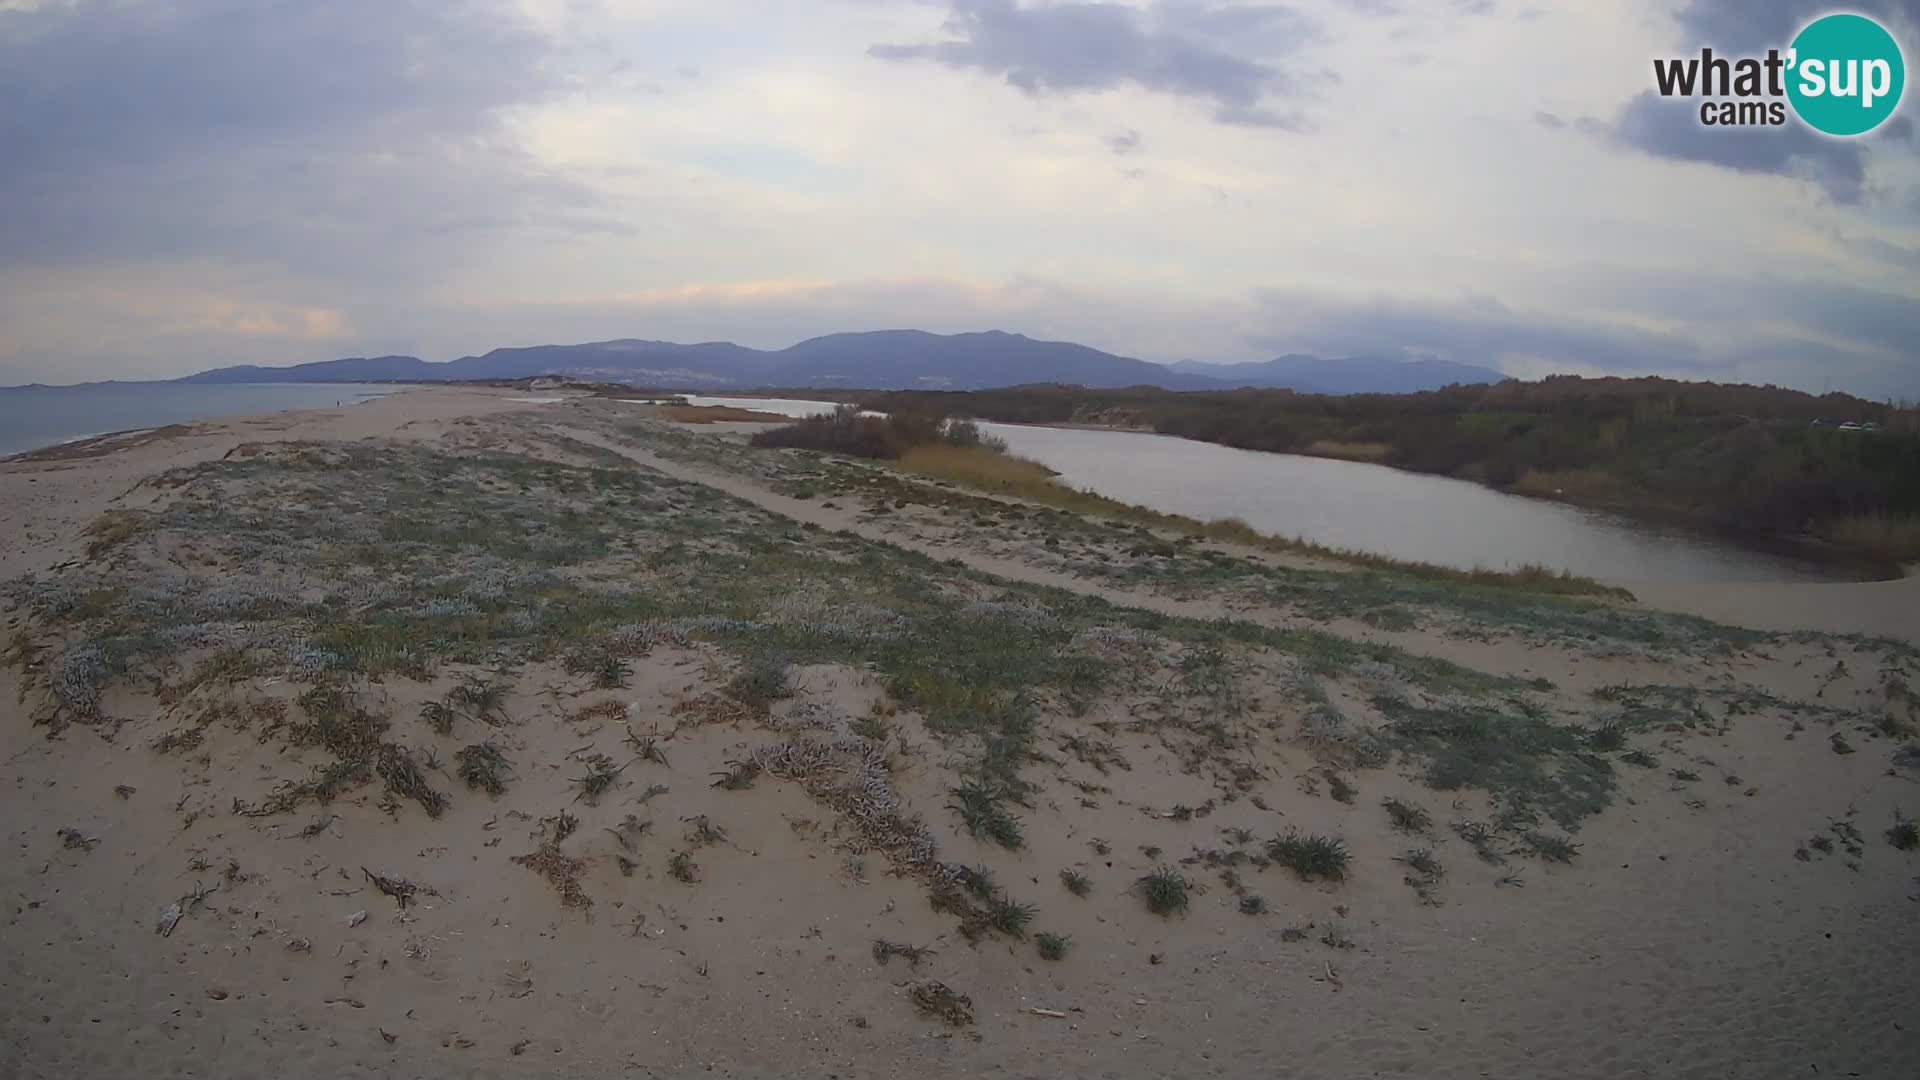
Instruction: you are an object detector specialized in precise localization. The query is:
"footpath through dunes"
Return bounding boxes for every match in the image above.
[2,391,1918,1080]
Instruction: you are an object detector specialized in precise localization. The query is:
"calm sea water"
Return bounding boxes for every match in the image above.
[683,395,1849,585]
[0,382,396,456]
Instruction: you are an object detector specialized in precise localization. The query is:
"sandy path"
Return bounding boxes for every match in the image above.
[546,422,1876,701]
[1627,574,1920,642]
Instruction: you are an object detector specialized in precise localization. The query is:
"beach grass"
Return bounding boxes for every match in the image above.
[1816,513,1920,563]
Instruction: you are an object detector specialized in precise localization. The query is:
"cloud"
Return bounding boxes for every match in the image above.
[0,0,619,277]
[1611,93,1869,204]
[1104,128,1145,154]
[1672,0,1919,52]
[868,0,1324,128]
[1595,0,1920,204]
[1243,289,1709,375]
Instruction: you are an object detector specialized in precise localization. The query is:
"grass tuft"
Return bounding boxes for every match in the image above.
[1382,797,1431,835]
[947,779,1025,849]
[1059,868,1092,896]
[725,659,793,707]
[1034,931,1071,961]
[1266,830,1351,882]
[709,760,761,790]
[1133,865,1197,916]
[448,675,512,725]
[1887,811,1919,851]
[573,754,627,805]
[985,894,1036,939]
[957,864,997,900]
[1519,831,1580,863]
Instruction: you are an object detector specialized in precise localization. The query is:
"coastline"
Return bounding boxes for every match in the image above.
[0,381,403,459]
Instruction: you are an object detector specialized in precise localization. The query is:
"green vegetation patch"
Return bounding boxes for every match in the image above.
[1375,695,1615,831]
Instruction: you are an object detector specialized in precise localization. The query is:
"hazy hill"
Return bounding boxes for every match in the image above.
[1168,354,1504,394]
[181,330,1224,391]
[181,331,1462,392]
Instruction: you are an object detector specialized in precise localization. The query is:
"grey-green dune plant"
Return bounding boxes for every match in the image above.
[1267,830,1350,882]
[1134,865,1197,916]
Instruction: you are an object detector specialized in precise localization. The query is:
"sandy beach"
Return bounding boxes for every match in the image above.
[4,386,1917,1079]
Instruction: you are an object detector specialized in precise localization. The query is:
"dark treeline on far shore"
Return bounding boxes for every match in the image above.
[861,376,1920,562]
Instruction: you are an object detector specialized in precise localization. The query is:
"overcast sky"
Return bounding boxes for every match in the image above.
[1,0,1916,395]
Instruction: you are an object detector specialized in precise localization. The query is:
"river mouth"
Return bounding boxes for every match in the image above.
[681,396,1877,586]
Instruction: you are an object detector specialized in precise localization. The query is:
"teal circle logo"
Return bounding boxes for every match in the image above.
[1787,13,1905,136]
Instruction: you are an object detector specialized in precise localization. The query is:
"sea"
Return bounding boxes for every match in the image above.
[0,382,397,456]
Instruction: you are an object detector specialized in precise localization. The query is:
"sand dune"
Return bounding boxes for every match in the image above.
[3,389,1917,1079]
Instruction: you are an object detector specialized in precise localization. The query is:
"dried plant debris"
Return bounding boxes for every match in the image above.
[709,759,761,790]
[750,736,939,874]
[573,753,628,805]
[872,939,937,970]
[908,981,975,1027]
[683,815,727,847]
[544,811,580,844]
[668,849,699,883]
[626,725,670,765]
[513,844,592,910]
[363,867,437,909]
[455,741,512,796]
[420,700,457,735]
[605,814,652,851]
[374,745,449,818]
[57,827,100,851]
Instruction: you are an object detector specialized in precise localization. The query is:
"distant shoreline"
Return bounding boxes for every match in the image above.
[0,382,401,458]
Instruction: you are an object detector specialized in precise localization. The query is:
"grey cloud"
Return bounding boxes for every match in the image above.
[0,0,616,276]
[1612,92,1868,204]
[1243,290,1708,374]
[1532,110,1603,136]
[1673,0,1919,52]
[869,0,1323,129]
[1597,0,1919,204]
[1241,282,1916,397]
[1105,128,1144,154]
[1767,278,1920,358]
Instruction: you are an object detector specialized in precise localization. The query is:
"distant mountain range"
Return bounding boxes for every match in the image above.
[179,330,1507,395]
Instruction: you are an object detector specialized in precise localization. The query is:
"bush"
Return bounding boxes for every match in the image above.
[749,405,1010,461]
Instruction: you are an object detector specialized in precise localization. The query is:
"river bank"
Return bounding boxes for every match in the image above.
[859,384,1920,576]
